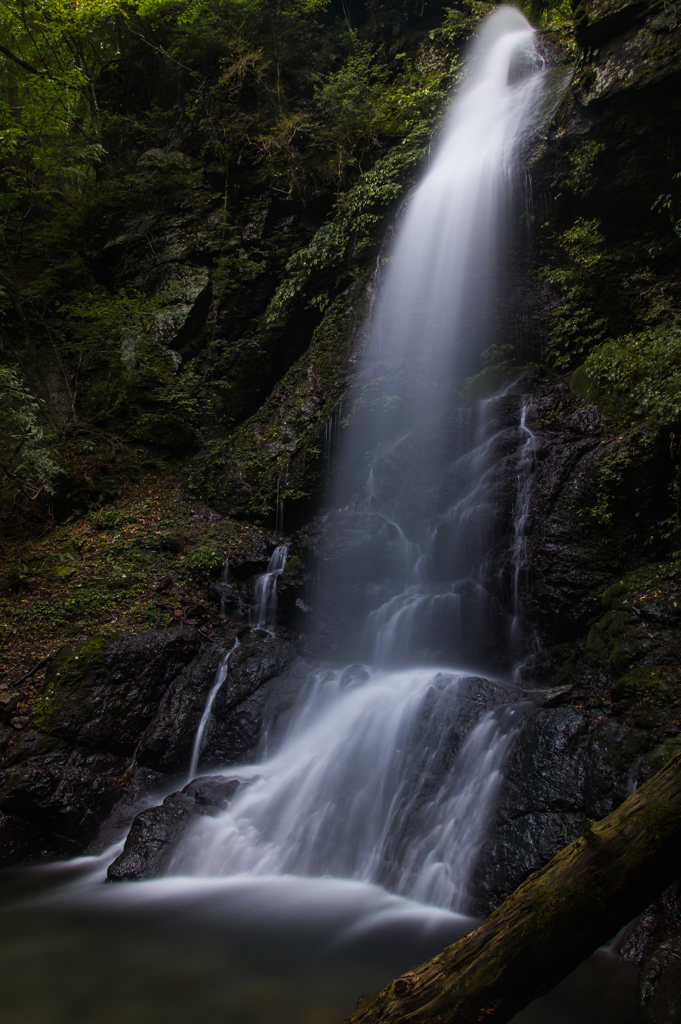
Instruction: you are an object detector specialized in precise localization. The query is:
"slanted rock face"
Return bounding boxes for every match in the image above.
[199,634,297,769]
[136,632,296,773]
[0,627,295,867]
[106,793,203,882]
[32,630,202,755]
[134,643,233,774]
[472,702,653,914]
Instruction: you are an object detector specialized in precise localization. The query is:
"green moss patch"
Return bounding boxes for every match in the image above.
[32,634,111,733]
[611,666,681,704]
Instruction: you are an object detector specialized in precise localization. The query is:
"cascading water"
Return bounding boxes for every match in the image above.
[187,638,241,781]
[249,544,288,628]
[510,402,538,649]
[165,7,546,914]
[171,666,523,912]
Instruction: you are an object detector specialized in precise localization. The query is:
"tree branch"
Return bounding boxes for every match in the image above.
[0,44,43,77]
[343,752,681,1024]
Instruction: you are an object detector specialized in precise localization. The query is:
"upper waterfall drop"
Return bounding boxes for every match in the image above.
[322,9,546,672]
[353,7,541,436]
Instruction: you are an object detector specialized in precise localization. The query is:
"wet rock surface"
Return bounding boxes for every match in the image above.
[106,794,202,882]
[34,629,203,756]
[107,775,246,881]
[199,634,297,768]
[137,632,296,773]
[619,882,681,1024]
[0,627,295,868]
[473,704,653,914]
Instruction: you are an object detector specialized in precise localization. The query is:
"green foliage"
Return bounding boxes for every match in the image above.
[90,508,128,530]
[0,365,61,499]
[180,543,224,584]
[266,134,430,325]
[0,0,503,539]
[59,288,203,448]
[314,36,451,182]
[542,218,610,369]
[463,343,523,401]
[0,365,62,540]
[563,141,603,195]
[580,320,681,427]
[191,295,355,519]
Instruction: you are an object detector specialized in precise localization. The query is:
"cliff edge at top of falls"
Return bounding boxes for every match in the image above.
[2,0,681,1019]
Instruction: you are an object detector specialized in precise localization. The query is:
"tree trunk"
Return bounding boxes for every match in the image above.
[343,752,681,1024]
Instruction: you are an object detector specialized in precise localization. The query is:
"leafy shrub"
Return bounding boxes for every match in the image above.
[542,219,610,369]
[580,320,681,426]
[90,509,128,530]
[180,544,224,584]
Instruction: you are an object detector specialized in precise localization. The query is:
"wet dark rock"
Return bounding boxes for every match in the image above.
[0,626,290,866]
[0,810,74,865]
[135,642,234,773]
[0,740,129,841]
[227,538,271,579]
[85,764,172,856]
[200,634,296,769]
[211,580,240,611]
[181,775,243,810]
[618,883,681,1023]
[107,794,202,882]
[134,633,295,774]
[0,727,13,755]
[473,705,653,915]
[107,774,246,881]
[639,926,681,1023]
[36,629,203,756]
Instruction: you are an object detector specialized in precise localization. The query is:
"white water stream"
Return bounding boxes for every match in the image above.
[249,544,288,628]
[172,7,545,913]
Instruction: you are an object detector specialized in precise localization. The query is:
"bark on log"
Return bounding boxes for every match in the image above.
[343,752,681,1024]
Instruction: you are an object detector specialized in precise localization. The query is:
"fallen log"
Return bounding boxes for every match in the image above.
[343,751,681,1024]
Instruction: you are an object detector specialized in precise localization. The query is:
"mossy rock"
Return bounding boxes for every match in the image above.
[611,666,681,704]
[601,582,628,610]
[648,734,681,771]
[32,635,111,733]
[284,555,302,576]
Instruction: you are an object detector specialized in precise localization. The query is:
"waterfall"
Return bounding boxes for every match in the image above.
[510,401,538,652]
[163,6,546,915]
[249,544,288,629]
[171,666,524,912]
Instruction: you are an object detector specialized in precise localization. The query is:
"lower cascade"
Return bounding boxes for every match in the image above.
[172,667,523,911]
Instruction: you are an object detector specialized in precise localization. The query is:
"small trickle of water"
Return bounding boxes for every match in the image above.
[249,545,288,629]
[510,401,538,652]
[188,638,241,781]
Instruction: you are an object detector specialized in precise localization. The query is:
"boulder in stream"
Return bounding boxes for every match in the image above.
[107,775,246,881]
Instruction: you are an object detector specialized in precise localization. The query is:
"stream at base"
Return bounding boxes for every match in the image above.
[0,862,640,1024]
